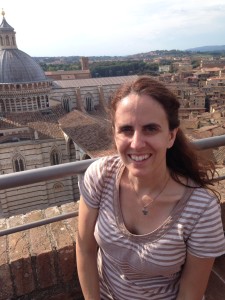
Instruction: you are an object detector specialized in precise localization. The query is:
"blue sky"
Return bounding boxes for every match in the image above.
[2,0,225,57]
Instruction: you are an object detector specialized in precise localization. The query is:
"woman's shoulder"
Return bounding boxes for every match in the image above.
[184,182,220,215]
[85,155,121,177]
[79,155,121,203]
[190,183,218,202]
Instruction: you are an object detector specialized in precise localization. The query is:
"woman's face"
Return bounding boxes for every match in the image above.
[114,93,178,179]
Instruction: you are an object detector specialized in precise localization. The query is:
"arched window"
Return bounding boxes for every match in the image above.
[0,99,5,112]
[50,149,60,165]
[37,97,41,109]
[69,139,76,161]
[13,155,25,172]
[6,36,10,46]
[0,36,3,45]
[53,182,64,192]
[85,94,93,112]
[46,96,49,107]
[62,95,70,112]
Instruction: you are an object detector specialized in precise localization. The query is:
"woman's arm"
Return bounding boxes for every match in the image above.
[76,196,100,300]
[176,252,215,300]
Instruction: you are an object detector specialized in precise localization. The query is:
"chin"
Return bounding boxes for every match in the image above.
[127,166,149,178]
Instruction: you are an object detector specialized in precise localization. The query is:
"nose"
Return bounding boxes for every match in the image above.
[131,130,145,149]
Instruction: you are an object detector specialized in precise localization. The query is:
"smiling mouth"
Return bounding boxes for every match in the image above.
[129,154,151,162]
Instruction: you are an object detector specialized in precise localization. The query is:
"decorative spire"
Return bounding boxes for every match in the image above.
[0,10,17,50]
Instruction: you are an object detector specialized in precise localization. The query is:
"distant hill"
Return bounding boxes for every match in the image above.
[34,47,225,66]
[186,45,225,52]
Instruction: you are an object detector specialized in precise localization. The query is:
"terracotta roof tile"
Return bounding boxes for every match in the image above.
[0,105,67,140]
[59,110,116,158]
[53,75,138,88]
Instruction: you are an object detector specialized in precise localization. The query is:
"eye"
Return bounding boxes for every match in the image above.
[144,124,160,133]
[117,125,133,134]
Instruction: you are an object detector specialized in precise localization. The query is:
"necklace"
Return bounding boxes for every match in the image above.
[129,174,170,216]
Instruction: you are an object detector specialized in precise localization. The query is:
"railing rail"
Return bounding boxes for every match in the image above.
[0,158,96,190]
[1,134,225,237]
[0,210,79,236]
[1,135,225,191]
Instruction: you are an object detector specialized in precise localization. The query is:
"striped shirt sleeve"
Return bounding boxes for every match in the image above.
[79,156,108,209]
[187,193,225,258]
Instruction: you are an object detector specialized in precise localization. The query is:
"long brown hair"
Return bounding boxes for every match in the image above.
[110,76,217,191]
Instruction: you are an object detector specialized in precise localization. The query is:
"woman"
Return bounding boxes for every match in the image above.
[76,76,225,300]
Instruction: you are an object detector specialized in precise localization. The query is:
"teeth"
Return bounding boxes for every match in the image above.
[130,154,150,162]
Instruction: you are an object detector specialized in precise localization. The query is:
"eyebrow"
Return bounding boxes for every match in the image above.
[143,123,161,128]
[116,123,162,129]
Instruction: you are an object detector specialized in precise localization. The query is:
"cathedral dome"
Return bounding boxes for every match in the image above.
[0,10,48,84]
[0,49,47,83]
[0,11,51,113]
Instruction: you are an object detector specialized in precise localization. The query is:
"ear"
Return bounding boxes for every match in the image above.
[167,128,178,149]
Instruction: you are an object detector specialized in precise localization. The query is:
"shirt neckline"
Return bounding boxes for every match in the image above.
[113,160,195,242]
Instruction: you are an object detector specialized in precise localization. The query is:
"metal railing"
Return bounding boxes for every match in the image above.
[1,134,225,237]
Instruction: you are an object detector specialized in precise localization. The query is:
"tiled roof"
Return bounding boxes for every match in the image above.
[0,105,67,140]
[191,130,212,139]
[53,75,138,88]
[0,105,116,157]
[190,125,225,139]
[59,110,116,158]
[197,125,220,132]
[0,132,33,144]
[202,67,221,72]
[188,125,225,165]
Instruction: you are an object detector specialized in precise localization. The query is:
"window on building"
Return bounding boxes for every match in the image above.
[6,36,10,46]
[13,155,25,172]
[50,149,60,165]
[85,96,93,112]
[62,95,70,112]
[53,182,64,192]
[46,96,49,107]
[37,97,41,109]
[69,139,76,161]
[0,100,5,112]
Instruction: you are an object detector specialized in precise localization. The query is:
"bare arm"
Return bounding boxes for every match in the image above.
[76,196,100,300]
[176,252,215,300]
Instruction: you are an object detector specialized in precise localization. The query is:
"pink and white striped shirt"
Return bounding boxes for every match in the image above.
[79,155,225,300]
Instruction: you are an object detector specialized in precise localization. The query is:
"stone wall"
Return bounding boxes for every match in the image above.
[0,201,224,300]
[0,202,83,300]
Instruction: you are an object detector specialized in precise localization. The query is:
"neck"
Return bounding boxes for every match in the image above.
[127,168,169,194]
[126,167,171,216]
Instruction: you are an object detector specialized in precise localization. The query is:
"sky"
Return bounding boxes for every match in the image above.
[1,0,225,57]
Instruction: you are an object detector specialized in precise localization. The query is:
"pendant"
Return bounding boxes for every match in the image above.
[142,207,148,215]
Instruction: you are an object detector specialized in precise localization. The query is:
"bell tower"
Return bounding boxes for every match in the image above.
[0,9,18,50]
